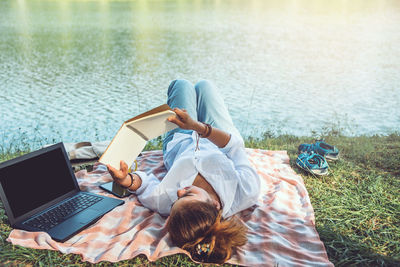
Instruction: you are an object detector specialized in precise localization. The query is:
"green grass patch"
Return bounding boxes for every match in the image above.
[1,133,399,266]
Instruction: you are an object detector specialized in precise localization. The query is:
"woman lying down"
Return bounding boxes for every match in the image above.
[107,79,261,264]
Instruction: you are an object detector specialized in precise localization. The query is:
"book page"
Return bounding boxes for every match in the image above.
[99,126,146,169]
[99,104,178,170]
[125,104,172,123]
[126,110,178,141]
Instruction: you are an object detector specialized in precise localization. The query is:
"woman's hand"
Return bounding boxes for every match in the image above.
[168,108,204,132]
[168,107,230,148]
[107,161,142,190]
[107,161,130,187]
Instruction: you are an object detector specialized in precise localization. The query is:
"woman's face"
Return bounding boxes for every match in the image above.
[171,186,216,212]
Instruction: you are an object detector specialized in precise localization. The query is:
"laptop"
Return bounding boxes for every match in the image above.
[0,142,124,242]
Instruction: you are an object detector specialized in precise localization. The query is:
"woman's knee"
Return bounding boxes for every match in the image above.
[168,79,195,96]
[194,80,214,95]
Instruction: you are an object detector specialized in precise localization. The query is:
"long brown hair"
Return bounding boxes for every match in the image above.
[167,200,247,264]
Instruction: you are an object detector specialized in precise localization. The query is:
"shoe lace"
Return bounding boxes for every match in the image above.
[309,154,324,167]
[303,146,314,153]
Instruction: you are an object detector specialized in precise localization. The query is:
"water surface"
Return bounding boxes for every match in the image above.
[1,0,399,148]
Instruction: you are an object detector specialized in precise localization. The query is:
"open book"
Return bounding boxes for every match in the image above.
[99,104,177,169]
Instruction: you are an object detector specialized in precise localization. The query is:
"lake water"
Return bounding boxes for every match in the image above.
[1,0,399,149]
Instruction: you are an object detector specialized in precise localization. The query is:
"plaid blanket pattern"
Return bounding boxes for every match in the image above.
[7,149,333,266]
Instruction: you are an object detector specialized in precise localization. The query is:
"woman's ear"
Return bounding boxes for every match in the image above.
[213,199,221,210]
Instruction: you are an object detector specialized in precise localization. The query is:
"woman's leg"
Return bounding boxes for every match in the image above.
[195,80,242,139]
[163,79,197,152]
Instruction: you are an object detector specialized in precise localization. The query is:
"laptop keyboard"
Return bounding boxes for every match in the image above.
[24,194,102,231]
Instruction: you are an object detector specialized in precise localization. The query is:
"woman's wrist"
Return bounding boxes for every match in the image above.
[126,173,142,191]
[197,122,212,138]
[195,122,207,135]
[117,174,133,188]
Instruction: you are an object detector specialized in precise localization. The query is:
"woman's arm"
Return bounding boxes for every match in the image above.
[108,108,231,190]
[168,108,231,148]
[107,161,142,191]
[107,162,175,215]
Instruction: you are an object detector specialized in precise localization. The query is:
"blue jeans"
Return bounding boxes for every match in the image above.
[163,79,241,153]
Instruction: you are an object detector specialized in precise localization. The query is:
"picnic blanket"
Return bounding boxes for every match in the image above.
[7,149,333,266]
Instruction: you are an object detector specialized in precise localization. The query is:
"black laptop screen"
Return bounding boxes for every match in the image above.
[0,146,77,219]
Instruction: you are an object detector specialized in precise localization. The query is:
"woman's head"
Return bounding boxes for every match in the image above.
[172,186,221,212]
[167,200,247,264]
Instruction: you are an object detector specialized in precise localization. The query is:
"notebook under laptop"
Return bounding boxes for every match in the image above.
[0,142,124,242]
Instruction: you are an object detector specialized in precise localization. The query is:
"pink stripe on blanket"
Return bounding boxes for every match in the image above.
[7,149,333,266]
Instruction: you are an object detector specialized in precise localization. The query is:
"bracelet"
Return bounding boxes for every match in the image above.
[124,173,135,189]
[199,123,212,138]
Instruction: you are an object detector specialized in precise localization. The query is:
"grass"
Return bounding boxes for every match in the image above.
[1,133,399,266]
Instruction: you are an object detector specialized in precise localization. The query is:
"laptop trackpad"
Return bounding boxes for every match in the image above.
[76,209,101,224]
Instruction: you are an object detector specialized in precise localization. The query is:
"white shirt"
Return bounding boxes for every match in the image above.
[130,131,261,218]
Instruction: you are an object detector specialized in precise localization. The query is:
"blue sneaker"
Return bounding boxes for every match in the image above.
[298,141,339,161]
[296,152,329,176]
